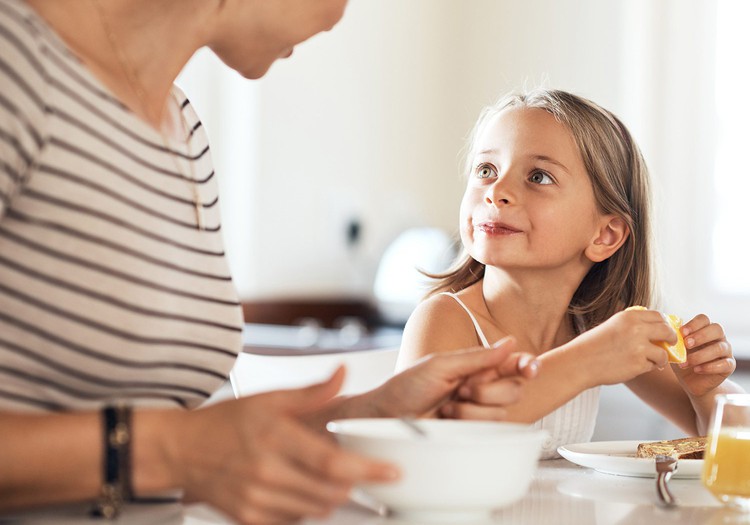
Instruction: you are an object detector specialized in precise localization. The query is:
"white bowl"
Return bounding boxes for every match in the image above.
[327,418,548,522]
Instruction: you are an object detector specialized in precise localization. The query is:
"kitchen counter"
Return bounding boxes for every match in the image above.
[7,460,743,525]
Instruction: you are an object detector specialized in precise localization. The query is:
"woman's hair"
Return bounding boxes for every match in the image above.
[427,89,655,330]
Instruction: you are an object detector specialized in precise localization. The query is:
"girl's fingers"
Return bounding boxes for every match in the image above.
[517,353,540,379]
[439,401,508,421]
[684,341,732,366]
[492,350,538,378]
[683,322,726,351]
[656,323,679,346]
[681,313,711,336]
[457,378,523,406]
[645,344,669,368]
[693,357,736,375]
[461,367,501,387]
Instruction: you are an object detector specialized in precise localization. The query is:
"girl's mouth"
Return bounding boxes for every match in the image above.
[475,221,523,235]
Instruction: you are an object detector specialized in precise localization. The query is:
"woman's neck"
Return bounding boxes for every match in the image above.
[478,267,582,355]
[26,0,217,132]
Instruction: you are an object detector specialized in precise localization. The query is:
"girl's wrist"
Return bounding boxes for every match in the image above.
[551,340,598,391]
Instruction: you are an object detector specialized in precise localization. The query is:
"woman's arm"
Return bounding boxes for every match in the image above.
[303,333,538,430]
[1,341,537,520]
[0,411,102,510]
[0,371,398,524]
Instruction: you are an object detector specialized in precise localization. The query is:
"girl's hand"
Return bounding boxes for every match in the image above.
[572,308,676,386]
[370,337,537,419]
[162,368,398,525]
[433,350,538,420]
[672,314,736,397]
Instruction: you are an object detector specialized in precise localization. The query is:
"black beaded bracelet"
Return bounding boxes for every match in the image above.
[90,404,133,519]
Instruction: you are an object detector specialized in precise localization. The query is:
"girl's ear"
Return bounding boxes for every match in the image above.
[586,215,630,262]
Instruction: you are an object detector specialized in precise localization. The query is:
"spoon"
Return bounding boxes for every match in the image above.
[399,417,428,439]
[655,454,678,507]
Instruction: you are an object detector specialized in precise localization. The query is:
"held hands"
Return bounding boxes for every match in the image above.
[672,313,736,397]
[166,368,397,525]
[371,337,539,420]
[159,341,538,524]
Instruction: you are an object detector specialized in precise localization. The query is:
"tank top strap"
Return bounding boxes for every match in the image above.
[439,292,492,348]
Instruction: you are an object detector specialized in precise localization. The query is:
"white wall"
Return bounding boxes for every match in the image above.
[181,0,732,326]
[183,0,628,299]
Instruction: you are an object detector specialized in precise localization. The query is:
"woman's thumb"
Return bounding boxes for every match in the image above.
[279,365,346,414]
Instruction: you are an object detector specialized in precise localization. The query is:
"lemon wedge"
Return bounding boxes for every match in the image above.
[625,306,687,364]
[662,314,687,363]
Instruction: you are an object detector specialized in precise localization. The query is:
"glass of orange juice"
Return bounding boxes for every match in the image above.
[702,394,750,512]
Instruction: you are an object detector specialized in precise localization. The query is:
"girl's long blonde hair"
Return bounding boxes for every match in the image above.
[427,89,655,330]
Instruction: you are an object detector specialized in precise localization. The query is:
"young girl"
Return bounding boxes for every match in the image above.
[397,89,743,458]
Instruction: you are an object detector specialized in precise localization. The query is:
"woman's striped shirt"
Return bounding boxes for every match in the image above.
[0,0,243,412]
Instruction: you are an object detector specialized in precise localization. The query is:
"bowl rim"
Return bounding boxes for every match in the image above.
[326,417,548,445]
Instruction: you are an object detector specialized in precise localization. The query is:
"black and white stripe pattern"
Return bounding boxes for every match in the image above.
[0,0,243,412]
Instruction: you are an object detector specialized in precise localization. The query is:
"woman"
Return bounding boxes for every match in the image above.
[0,1,537,523]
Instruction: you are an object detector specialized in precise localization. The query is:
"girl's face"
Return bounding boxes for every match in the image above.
[460,107,606,275]
[208,0,348,79]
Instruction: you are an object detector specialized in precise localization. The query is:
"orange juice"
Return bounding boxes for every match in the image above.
[702,429,750,501]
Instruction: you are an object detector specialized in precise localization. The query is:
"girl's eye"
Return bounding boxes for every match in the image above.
[476,165,496,179]
[529,170,554,185]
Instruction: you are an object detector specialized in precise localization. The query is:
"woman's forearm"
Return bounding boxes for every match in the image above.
[0,409,180,513]
[0,411,101,511]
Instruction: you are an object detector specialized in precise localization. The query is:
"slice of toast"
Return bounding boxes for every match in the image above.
[636,436,707,460]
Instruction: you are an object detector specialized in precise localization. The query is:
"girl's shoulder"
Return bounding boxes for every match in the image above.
[399,290,485,362]
[410,290,478,324]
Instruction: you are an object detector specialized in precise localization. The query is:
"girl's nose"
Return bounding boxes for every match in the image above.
[485,195,510,205]
[485,177,513,206]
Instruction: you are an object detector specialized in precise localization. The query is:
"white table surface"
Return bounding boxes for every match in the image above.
[6,459,746,525]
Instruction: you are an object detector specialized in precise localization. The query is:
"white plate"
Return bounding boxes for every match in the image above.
[558,440,704,478]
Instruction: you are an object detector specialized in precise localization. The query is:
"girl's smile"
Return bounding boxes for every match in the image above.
[474,221,524,236]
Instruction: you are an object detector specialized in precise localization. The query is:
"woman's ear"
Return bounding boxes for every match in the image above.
[586,216,630,263]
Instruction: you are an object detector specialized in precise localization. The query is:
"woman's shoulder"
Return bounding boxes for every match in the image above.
[1,1,57,65]
[0,0,59,112]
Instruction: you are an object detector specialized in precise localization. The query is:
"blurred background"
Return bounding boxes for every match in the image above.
[182,0,749,438]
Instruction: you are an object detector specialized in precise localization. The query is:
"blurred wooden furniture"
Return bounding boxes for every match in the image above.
[241,298,381,329]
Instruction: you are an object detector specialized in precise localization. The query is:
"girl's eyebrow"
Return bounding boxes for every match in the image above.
[476,148,498,156]
[532,154,570,174]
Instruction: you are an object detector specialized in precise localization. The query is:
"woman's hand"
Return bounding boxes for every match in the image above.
[368,337,538,419]
[159,368,398,525]
[672,314,736,397]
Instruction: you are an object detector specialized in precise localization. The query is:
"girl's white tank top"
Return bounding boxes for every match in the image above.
[440,292,600,459]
